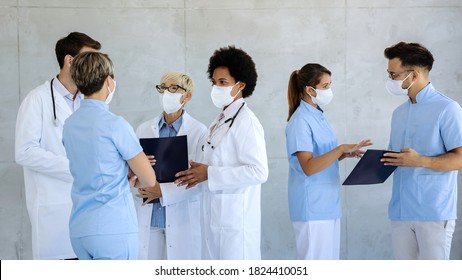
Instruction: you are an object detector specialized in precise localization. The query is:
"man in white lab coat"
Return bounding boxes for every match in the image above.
[175,46,269,260]
[15,32,101,260]
[135,72,207,259]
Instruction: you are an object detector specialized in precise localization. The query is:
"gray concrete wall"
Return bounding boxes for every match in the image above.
[1,0,461,260]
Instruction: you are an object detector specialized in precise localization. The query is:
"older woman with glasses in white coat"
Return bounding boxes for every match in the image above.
[135,72,207,260]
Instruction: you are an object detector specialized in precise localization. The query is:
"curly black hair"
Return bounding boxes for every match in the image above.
[207,46,258,98]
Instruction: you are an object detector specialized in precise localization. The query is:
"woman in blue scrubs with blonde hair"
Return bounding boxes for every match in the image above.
[285,63,372,260]
[63,52,157,260]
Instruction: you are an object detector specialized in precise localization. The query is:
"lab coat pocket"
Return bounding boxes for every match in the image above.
[36,203,73,257]
[210,193,244,229]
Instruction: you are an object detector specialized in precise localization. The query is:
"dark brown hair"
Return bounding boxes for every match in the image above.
[384,42,434,71]
[287,63,331,121]
[55,32,101,69]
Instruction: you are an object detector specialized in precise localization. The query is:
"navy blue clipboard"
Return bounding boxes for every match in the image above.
[342,149,398,185]
[139,135,188,183]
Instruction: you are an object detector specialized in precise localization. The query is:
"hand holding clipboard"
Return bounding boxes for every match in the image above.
[139,135,189,183]
[138,135,189,203]
[343,149,399,185]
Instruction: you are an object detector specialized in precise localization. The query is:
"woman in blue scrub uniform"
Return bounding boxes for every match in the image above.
[63,52,158,260]
[285,63,371,260]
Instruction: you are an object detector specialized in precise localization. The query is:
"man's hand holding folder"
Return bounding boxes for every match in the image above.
[381,148,420,167]
[342,149,399,185]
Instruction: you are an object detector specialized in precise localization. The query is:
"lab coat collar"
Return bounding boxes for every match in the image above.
[158,111,184,134]
[50,79,72,115]
[53,77,75,99]
[177,111,191,136]
[222,98,246,121]
[150,111,191,137]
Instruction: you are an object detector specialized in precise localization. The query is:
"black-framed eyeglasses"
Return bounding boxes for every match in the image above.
[155,84,186,93]
[387,69,413,80]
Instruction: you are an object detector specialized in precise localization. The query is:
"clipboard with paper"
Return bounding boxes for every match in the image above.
[342,149,398,185]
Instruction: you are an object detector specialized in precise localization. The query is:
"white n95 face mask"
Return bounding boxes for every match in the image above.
[105,79,116,104]
[159,91,184,114]
[309,87,333,107]
[210,82,240,108]
[385,72,414,96]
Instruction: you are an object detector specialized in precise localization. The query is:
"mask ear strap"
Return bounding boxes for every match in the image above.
[231,87,241,98]
[180,91,189,107]
[106,76,112,89]
[404,71,413,81]
[106,78,110,92]
[305,86,316,97]
[232,81,242,97]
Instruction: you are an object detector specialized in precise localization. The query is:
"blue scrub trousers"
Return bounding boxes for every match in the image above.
[71,233,138,260]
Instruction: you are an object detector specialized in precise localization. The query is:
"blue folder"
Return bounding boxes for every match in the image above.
[342,149,398,185]
[139,135,189,183]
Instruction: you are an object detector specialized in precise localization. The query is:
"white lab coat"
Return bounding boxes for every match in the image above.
[15,81,76,259]
[134,111,207,260]
[201,101,268,260]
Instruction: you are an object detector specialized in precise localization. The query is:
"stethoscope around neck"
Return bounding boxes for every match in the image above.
[202,102,245,151]
[50,78,58,127]
[50,77,78,127]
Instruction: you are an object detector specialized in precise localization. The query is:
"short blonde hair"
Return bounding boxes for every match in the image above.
[71,52,114,96]
[160,72,194,94]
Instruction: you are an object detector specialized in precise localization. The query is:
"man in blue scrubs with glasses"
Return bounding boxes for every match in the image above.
[382,42,462,260]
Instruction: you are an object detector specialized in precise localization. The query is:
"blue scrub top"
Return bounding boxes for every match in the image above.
[286,100,341,221]
[388,83,462,221]
[63,99,142,238]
